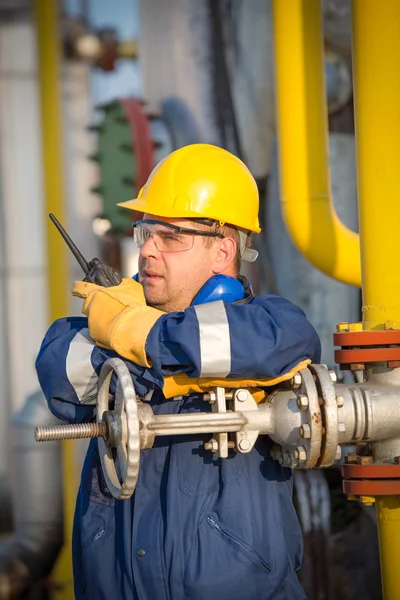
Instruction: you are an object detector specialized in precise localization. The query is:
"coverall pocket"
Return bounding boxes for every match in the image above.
[184,513,276,600]
[176,436,243,496]
[206,515,272,572]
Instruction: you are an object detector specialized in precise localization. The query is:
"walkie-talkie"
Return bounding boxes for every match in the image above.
[49,213,122,287]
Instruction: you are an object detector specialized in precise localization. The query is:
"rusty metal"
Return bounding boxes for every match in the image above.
[342,462,400,496]
[309,364,339,467]
[334,330,400,346]
[343,463,400,478]
[343,480,400,495]
[334,329,400,365]
[335,348,400,364]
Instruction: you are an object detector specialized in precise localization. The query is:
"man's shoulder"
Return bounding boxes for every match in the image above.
[241,293,307,316]
[42,315,89,341]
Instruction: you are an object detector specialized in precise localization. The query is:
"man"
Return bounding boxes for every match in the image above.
[36,144,321,600]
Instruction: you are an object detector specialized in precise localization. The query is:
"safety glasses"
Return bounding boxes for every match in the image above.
[132,219,225,253]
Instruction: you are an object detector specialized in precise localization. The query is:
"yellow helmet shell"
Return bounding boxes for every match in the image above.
[117,143,261,233]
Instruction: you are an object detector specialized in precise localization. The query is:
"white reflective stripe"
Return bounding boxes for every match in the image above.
[194,301,231,377]
[66,329,98,404]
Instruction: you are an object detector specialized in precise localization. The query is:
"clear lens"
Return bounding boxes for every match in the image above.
[133,222,194,253]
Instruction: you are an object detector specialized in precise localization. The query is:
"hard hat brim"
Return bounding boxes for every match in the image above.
[117,197,262,234]
[117,197,200,219]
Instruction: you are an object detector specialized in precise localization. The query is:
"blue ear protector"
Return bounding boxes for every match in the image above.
[191,274,245,305]
[132,273,245,304]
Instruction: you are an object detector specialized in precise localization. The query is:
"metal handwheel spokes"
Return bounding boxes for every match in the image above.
[97,358,141,500]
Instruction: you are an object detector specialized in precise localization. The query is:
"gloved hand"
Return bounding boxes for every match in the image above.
[72,277,165,367]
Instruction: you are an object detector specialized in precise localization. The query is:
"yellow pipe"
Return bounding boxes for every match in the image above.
[271,0,361,287]
[34,1,76,598]
[352,0,400,331]
[351,2,400,598]
[375,497,400,600]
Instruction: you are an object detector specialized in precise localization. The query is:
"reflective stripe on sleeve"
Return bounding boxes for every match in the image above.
[66,328,98,404]
[194,301,231,377]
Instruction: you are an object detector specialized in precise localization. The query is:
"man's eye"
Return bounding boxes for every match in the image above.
[159,232,182,243]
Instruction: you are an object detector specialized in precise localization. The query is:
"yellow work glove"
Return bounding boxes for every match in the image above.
[72,277,165,367]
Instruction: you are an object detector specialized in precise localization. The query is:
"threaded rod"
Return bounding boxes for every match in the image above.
[35,422,106,442]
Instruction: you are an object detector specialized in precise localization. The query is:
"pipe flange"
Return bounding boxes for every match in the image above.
[309,364,339,467]
[97,358,140,499]
[342,462,400,496]
[295,367,323,468]
[273,368,322,469]
[334,329,400,367]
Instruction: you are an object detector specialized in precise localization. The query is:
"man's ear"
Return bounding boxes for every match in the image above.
[212,237,237,274]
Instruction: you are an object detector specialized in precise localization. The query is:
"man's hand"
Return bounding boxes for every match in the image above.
[72,278,165,366]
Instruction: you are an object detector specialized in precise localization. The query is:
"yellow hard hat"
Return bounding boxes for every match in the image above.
[117,143,261,233]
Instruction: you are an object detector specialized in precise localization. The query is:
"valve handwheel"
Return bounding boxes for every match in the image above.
[97,358,141,499]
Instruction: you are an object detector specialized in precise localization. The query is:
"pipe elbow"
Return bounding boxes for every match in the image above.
[282,196,361,287]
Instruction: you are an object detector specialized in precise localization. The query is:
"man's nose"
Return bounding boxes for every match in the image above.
[140,235,160,259]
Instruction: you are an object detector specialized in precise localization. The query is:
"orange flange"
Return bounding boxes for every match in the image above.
[334,330,400,346]
[334,330,400,367]
[342,463,400,496]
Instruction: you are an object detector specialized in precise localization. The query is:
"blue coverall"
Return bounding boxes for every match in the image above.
[36,278,321,600]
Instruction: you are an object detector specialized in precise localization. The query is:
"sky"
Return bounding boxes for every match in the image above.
[64,0,140,39]
[64,0,142,104]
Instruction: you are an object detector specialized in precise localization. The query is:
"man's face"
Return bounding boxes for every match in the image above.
[138,214,221,312]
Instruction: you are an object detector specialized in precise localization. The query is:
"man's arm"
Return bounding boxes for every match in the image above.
[146,295,321,379]
[71,279,320,381]
[36,294,320,422]
[35,316,160,423]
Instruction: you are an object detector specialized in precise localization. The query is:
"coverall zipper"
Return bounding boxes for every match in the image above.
[207,516,271,572]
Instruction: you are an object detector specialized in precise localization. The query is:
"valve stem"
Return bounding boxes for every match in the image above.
[35,422,106,442]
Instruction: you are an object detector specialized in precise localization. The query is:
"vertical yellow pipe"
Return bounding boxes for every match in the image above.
[271,0,361,287]
[352,0,400,331]
[375,497,400,600]
[34,1,76,598]
[352,2,400,598]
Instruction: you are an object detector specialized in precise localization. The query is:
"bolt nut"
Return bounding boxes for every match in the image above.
[297,395,309,410]
[295,446,307,462]
[329,370,337,383]
[335,446,342,461]
[299,424,311,439]
[270,445,282,461]
[345,452,358,464]
[238,439,250,451]
[284,452,292,466]
[360,495,375,506]
[236,389,248,402]
[338,422,346,433]
[336,395,344,408]
[204,438,219,453]
[207,391,216,404]
[291,373,302,388]
[357,455,373,465]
